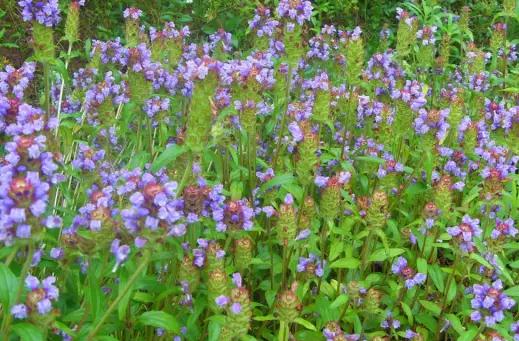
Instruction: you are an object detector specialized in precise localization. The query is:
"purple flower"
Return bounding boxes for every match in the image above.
[232,273,243,287]
[295,229,311,241]
[215,295,230,307]
[72,144,105,172]
[491,218,517,240]
[447,215,482,253]
[230,302,242,314]
[50,247,63,260]
[0,62,36,99]
[416,26,437,45]
[111,239,130,271]
[470,280,515,326]
[277,0,313,25]
[18,0,61,27]
[381,311,401,329]
[12,275,59,317]
[391,257,426,289]
[11,304,28,319]
[511,321,519,341]
[297,253,325,277]
[123,7,143,20]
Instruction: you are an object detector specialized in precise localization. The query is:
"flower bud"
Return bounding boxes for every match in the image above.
[275,287,301,323]
[179,255,200,292]
[276,202,297,246]
[64,1,81,43]
[32,23,55,63]
[295,121,319,185]
[234,238,254,271]
[299,196,316,228]
[320,177,342,221]
[207,268,229,312]
[434,175,452,216]
[363,288,382,314]
[366,190,388,230]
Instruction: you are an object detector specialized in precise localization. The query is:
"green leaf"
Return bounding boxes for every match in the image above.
[504,285,519,297]
[401,301,413,325]
[469,253,492,269]
[428,265,444,292]
[446,280,457,303]
[151,144,186,172]
[419,300,442,316]
[416,258,428,275]
[328,240,343,262]
[330,257,360,269]
[445,314,465,334]
[0,263,17,308]
[259,174,295,193]
[137,311,181,333]
[294,317,317,331]
[208,318,222,341]
[368,248,405,262]
[12,323,44,341]
[330,294,348,309]
[457,326,479,341]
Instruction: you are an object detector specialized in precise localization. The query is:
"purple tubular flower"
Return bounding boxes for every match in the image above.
[123,7,143,20]
[215,295,229,307]
[295,228,311,241]
[72,144,105,172]
[413,108,450,141]
[230,302,242,314]
[297,253,325,277]
[277,0,313,25]
[232,273,243,287]
[491,218,517,240]
[470,280,515,326]
[381,311,400,329]
[111,239,130,271]
[391,257,426,289]
[391,80,427,111]
[18,0,61,27]
[11,304,28,319]
[12,275,59,317]
[447,215,482,253]
[50,247,64,260]
[0,62,36,99]
[511,321,519,341]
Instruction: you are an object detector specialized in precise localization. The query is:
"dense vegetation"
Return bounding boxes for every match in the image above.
[1,0,519,340]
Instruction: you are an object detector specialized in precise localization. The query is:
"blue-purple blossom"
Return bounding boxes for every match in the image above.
[277,0,313,25]
[297,253,325,277]
[391,257,426,289]
[19,0,61,27]
[447,215,482,253]
[470,280,515,326]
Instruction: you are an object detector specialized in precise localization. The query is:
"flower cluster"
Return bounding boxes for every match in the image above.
[19,0,61,27]
[391,257,426,289]
[470,280,515,326]
[11,275,59,318]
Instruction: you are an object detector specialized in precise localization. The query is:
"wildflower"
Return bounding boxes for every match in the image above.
[447,215,482,253]
[470,280,515,326]
[19,0,61,27]
[297,253,325,277]
[391,257,426,288]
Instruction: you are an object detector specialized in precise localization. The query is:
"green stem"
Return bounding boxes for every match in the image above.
[1,243,34,337]
[86,254,150,340]
[434,253,460,341]
[278,321,289,341]
[176,152,193,197]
